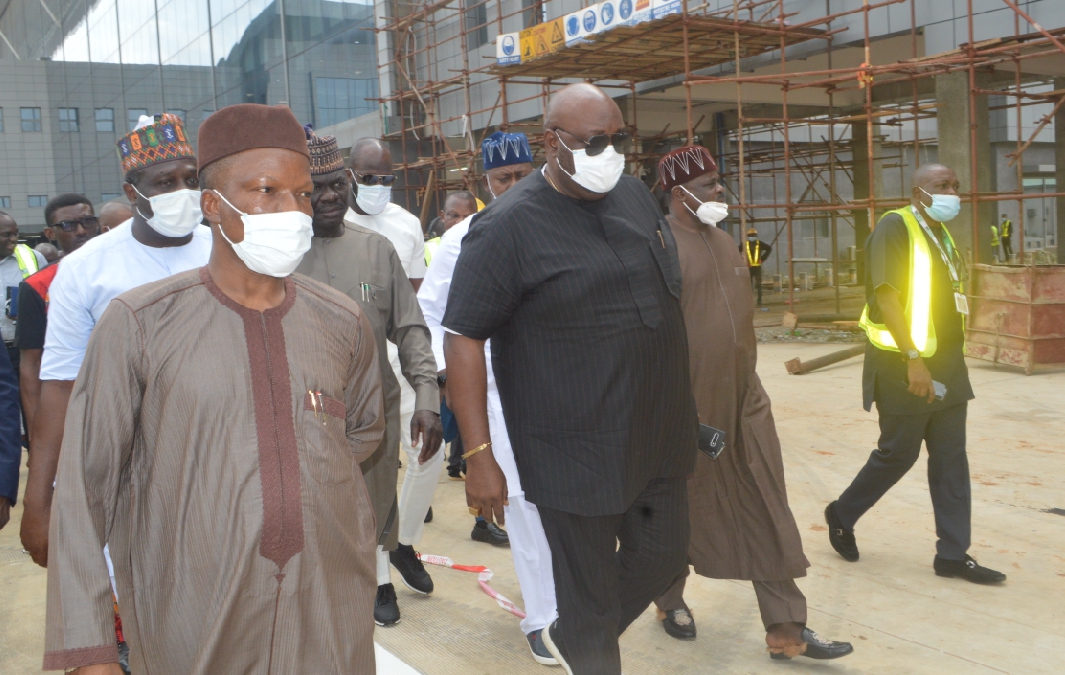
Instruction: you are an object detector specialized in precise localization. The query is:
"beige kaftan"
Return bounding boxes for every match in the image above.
[296,224,438,549]
[44,267,384,674]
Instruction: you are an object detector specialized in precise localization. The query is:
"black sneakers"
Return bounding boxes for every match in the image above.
[374,583,401,626]
[825,501,859,562]
[471,519,510,547]
[526,628,559,666]
[389,544,434,595]
[541,620,573,675]
[424,506,433,523]
[934,555,1007,584]
[769,627,854,660]
[658,607,696,641]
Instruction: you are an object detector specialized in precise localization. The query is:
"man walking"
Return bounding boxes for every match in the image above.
[443,84,697,675]
[20,113,211,566]
[0,212,46,381]
[297,130,441,628]
[17,194,101,439]
[42,103,383,675]
[419,131,557,664]
[827,163,1005,584]
[999,214,1013,261]
[741,227,771,305]
[651,146,853,661]
[425,192,478,265]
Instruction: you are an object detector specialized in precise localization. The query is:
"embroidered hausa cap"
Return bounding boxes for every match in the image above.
[482,131,533,170]
[197,104,309,172]
[657,145,719,191]
[305,126,345,176]
[116,113,195,174]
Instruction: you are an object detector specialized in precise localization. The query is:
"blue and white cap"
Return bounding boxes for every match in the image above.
[482,131,533,170]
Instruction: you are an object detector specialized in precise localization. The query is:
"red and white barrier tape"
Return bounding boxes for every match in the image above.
[417,553,526,619]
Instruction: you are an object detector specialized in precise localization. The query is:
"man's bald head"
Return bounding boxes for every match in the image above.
[912,163,957,192]
[98,201,134,230]
[544,83,619,131]
[350,138,393,175]
[543,83,626,201]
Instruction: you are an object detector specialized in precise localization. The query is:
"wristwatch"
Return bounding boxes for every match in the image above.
[903,349,921,362]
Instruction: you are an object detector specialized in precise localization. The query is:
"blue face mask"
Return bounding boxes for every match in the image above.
[920,187,960,223]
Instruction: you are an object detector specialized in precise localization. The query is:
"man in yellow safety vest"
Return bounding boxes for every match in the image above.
[826,163,1005,585]
[999,214,1013,261]
[741,227,771,305]
[0,211,44,374]
[990,220,1001,262]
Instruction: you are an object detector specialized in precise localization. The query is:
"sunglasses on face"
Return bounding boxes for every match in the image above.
[553,128,631,157]
[53,216,100,233]
[351,170,397,187]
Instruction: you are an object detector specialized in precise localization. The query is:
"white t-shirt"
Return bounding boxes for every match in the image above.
[417,214,473,368]
[40,220,213,380]
[344,204,426,280]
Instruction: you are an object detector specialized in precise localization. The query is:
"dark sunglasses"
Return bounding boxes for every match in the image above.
[351,170,397,187]
[553,128,631,157]
[53,216,100,233]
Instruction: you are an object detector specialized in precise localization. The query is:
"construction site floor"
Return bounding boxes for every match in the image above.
[2,343,1062,674]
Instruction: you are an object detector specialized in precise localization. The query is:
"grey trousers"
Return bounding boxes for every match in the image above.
[654,566,807,629]
[835,401,970,560]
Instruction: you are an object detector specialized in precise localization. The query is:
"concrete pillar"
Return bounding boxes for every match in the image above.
[851,121,883,279]
[935,70,994,263]
[1056,78,1064,260]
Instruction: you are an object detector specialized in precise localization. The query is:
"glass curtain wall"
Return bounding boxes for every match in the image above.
[0,0,377,230]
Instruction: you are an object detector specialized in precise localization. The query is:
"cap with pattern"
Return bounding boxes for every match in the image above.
[482,131,533,170]
[658,145,718,191]
[116,113,195,174]
[305,126,345,175]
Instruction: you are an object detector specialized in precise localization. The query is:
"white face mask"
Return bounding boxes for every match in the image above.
[680,186,729,226]
[132,186,202,237]
[556,135,625,194]
[352,174,392,215]
[211,191,312,278]
[919,187,961,223]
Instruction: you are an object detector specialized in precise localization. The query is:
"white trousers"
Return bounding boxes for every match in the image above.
[485,342,557,635]
[389,343,444,548]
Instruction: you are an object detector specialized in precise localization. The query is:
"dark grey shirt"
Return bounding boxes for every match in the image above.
[443,171,697,516]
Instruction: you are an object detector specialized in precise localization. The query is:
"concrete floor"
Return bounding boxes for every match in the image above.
[2,343,1063,674]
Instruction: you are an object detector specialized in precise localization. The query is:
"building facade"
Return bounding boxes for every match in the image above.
[0,0,378,232]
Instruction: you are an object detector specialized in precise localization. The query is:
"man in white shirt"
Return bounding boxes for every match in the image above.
[20,113,212,572]
[342,138,441,610]
[418,131,558,665]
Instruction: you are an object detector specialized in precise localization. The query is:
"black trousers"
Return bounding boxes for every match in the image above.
[538,477,689,675]
[750,265,763,304]
[1001,237,1013,261]
[835,402,970,560]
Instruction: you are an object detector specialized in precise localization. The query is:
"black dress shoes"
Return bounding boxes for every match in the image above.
[471,519,510,547]
[657,607,696,640]
[374,583,401,626]
[541,620,573,675]
[769,627,854,660]
[424,506,433,523]
[934,555,1007,584]
[389,543,434,594]
[825,501,859,562]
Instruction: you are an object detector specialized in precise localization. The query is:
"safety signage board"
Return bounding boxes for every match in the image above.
[652,0,682,20]
[519,17,566,62]
[599,0,622,31]
[495,32,520,65]
[622,0,652,26]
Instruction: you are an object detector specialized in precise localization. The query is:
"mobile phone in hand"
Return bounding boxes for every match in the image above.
[933,380,947,401]
[698,424,726,460]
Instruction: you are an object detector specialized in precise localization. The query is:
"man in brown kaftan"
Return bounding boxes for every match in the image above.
[43,104,383,675]
[652,146,853,662]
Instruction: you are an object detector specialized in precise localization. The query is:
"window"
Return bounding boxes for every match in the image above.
[59,107,79,132]
[95,108,115,132]
[465,0,489,50]
[101,192,121,202]
[802,219,830,239]
[128,108,148,131]
[21,107,42,132]
[0,108,4,133]
[315,78,378,127]
[0,197,10,209]
[167,109,186,124]
[522,0,544,28]
[28,195,48,207]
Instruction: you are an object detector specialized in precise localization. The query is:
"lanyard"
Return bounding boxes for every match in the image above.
[910,206,960,289]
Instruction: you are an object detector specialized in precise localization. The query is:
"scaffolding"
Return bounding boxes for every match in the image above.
[375,0,1065,311]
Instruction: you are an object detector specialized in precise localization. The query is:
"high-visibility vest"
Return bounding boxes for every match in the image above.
[859,207,957,358]
[13,243,39,279]
[1001,219,1012,238]
[745,240,761,267]
[990,224,999,248]
[424,237,442,267]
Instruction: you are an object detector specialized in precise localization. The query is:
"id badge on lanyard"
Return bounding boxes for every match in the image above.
[911,207,968,316]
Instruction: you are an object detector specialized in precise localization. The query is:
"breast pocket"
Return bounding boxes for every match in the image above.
[650,239,682,300]
[300,391,352,485]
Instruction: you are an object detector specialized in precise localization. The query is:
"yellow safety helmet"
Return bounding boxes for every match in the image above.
[476,198,486,212]
[746,227,758,237]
